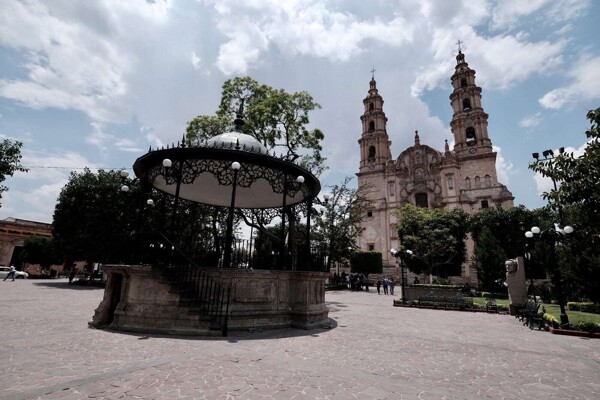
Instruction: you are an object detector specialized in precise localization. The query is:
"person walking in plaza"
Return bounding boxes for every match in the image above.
[383,277,388,295]
[389,277,395,295]
[376,279,381,295]
[3,265,16,281]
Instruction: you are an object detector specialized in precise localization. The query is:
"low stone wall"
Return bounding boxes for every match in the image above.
[403,286,465,302]
[90,265,329,336]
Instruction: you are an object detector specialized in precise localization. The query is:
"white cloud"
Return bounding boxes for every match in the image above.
[209,0,415,75]
[539,56,600,109]
[490,0,546,30]
[0,0,175,123]
[519,112,543,129]
[413,34,564,95]
[0,149,100,222]
[493,146,515,185]
[491,0,590,30]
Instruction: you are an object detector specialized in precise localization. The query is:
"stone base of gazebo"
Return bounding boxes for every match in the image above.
[90,265,330,336]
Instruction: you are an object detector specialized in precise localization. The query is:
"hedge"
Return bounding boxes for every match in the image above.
[567,302,600,314]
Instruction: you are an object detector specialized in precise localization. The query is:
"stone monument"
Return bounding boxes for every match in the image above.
[505,257,527,315]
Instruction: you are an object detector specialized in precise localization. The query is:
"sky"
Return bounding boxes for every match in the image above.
[0,0,599,224]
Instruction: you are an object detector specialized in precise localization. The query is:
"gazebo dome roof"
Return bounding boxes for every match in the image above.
[206,131,268,154]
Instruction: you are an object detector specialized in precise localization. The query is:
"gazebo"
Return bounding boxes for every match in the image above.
[90,111,330,336]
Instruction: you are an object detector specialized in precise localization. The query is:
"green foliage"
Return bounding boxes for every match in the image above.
[314,177,371,268]
[543,303,600,328]
[530,108,600,224]
[0,139,28,205]
[567,302,600,314]
[529,108,600,303]
[21,235,59,268]
[53,169,131,263]
[186,76,326,175]
[350,251,383,275]
[394,204,469,279]
[471,226,507,291]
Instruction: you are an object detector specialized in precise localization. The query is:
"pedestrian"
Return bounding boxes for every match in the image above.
[3,265,16,281]
[383,277,388,295]
[376,279,381,295]
[389,277,395,295]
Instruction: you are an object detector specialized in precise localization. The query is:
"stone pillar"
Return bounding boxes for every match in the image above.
[506,257,527,315]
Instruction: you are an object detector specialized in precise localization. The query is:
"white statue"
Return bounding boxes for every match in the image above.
[505,257,527,314]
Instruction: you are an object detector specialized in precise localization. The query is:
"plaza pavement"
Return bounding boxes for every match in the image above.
[1,279,599,400]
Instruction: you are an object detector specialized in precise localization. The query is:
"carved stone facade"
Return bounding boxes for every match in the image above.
[357,51,514,282]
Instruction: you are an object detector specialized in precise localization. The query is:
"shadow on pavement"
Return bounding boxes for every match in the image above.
[98,317,338,342]
[33,281,105,290]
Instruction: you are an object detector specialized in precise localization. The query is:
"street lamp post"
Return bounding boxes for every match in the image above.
[525,224,574,326]
[307,194,330,272]
[390,248,411,303]
[120,169,155,263]
[223,161,241,269]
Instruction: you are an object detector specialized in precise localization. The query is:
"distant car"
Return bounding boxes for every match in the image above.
[0,266,29,279]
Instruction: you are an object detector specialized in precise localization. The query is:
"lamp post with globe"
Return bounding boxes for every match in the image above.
[525,223,574,326]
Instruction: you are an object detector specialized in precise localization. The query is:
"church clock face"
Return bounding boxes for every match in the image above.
[469,147,477,154]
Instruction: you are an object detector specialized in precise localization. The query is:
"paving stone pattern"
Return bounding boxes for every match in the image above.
[1,280,599,399]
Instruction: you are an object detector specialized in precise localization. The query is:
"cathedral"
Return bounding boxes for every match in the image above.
[356,50,514,283]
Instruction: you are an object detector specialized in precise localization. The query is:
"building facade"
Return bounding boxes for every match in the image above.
[0,217,52,268]
[356,51,514,282]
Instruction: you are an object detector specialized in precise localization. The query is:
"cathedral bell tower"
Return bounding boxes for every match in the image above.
[358,73,392,174]
[449,50,493,159]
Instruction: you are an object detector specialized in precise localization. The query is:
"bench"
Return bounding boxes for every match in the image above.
[516,301,544,330]
[484,296,498,313]
[418,295,474,310]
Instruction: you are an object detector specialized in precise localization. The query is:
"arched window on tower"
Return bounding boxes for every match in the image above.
[485,175,491,187]
[369,120,375,131]
[368,146,376,161]
[369,102,374,110]
[462,98,471,111]
[465,177,471,189]
[466,127,476,146]
[475,176,481,188]
[461,78,467,88]
[415,193,428,208]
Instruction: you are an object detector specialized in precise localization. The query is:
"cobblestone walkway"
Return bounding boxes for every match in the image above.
[1,280,599,399]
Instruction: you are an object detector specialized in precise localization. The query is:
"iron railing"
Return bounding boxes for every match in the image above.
[137,231,231,336]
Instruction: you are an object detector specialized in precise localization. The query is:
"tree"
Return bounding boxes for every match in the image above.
[313,177,371,270]
[53,169,132,265]
[53,168,226,268]
[186,76,327,265]
[530,107,600,226]
[470,206,549,282]
[471,227,507,292]
[394,204,469,282]
[187,76,326,173]
[350,251,383,276]
[529,108,600,302]
[21,235,58,270]
[0,139,28,205]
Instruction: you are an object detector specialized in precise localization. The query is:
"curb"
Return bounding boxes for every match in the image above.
[547,326,600,339]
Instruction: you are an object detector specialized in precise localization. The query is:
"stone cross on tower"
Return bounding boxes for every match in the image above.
[456,39,463,52]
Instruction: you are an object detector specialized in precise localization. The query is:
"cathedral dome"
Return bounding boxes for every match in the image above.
[206,131,267,154]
